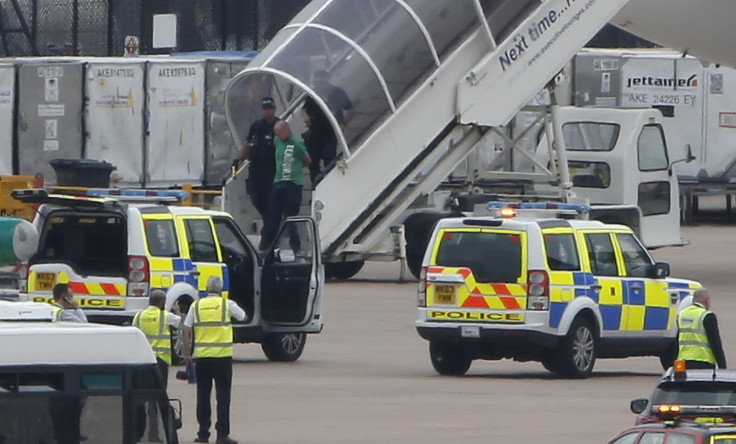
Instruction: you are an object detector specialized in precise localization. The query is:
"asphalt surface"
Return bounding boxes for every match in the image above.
[168,198,736,443]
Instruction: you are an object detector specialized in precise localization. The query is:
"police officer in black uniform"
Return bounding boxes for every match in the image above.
[234,97,280,220]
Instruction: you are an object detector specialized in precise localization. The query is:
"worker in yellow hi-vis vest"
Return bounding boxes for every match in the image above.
[133,289,181,442]
[677,288,727,369]
[132,290,181,386]
[182,276,246,444]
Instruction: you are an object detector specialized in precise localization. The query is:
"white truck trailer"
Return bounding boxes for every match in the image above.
[571,48,736,221]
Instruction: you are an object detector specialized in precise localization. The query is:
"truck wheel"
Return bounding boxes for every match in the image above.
[555,318,597,379]
[429,341,472,376]
[324,260,365,280]
[404,211,463,279]
[261,333,307,362]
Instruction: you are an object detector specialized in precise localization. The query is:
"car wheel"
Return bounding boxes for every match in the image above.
[429,341,472,376]
[556,318,597,379]
[541,354,559,374]
[261,333,307,362]
[324,260,365,280]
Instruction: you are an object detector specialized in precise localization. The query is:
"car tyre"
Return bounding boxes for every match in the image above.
[429,341,472,376]
[261,333,307,362]
[324,260,365,280]
[555,318,597,379]
[540,352,559,373]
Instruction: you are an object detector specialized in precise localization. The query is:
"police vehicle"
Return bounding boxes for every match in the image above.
[0,301,181,443]
[609,404,736,444]
[416,203,701,378]
[12,188,324,362]
[631,361,736,424]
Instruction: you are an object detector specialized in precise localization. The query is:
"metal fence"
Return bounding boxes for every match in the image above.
[0,0,310,56]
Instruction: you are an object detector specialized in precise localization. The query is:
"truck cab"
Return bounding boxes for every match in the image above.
[0,301,181,443]
[534,106,683,249]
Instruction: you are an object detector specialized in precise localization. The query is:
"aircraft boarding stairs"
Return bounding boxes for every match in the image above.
[224,0,630,260]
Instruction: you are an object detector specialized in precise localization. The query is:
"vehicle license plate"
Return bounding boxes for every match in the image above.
[36,273,56,291]
[461,326,480,338]
[434,285,455,305]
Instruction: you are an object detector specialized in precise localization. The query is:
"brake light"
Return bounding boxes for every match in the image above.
[417,267,427,307]
[527,270,549,310]
[128,256,149,297]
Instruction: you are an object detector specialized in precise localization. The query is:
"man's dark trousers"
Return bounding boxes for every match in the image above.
[260,181,302,250]
[195,357,233,440]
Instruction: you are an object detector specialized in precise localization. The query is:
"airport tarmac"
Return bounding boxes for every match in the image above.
[168,200,736,443]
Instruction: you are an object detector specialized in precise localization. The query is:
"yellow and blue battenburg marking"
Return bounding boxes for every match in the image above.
[549,273,698,331]
[150,258,229,298]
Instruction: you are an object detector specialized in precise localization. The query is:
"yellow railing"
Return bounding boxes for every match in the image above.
[180,184,222,209]
[0,175,39,221]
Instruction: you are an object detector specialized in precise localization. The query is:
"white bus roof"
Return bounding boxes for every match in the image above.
[0,322,156,367]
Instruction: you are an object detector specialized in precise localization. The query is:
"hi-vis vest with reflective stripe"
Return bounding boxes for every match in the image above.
[677,304,716,365]
[50,304,64,322]
[192,296,232,358]
[133,306,173,365]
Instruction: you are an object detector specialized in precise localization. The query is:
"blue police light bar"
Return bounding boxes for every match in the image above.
[86,189,189,202]
[486,202,590,212]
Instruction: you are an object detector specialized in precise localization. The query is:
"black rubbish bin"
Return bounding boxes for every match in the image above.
[50,159,116,188]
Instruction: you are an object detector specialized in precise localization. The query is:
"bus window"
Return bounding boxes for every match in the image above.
[80,396,124,444]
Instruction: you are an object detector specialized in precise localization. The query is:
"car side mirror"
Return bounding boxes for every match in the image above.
[669,144,696,176]
[276,248,296,263]
[168,398,183,430]
[630,398,648,414]
[650,262,670,279]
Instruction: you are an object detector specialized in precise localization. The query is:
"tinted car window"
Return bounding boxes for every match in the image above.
[652,382,736,406]
[639,432,665,444]
[144,219,178,257]
[667,433,696,444]
[563,122,619,151]
[544,233,580,271]
[616,233,652,278]
[638,125,669,171]
[213,219,249,257]
[610,432,638,444]
[184,219,219,263]
[570,160,610,188]
[638,181,671,216]
[435,231,522,283]
[584,233,619,277]
[37,212,127,276]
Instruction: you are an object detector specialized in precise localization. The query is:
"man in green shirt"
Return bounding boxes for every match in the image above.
[259,121,311,250]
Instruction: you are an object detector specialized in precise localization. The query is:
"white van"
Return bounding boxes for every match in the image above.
[0,301,181,443]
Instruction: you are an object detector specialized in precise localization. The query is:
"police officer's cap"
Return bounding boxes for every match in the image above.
[261,97,276,109]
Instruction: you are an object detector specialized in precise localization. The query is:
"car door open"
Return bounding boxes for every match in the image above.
[260,217,320,326]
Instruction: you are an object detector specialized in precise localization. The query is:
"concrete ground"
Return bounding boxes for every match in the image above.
[168,196,736,443]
